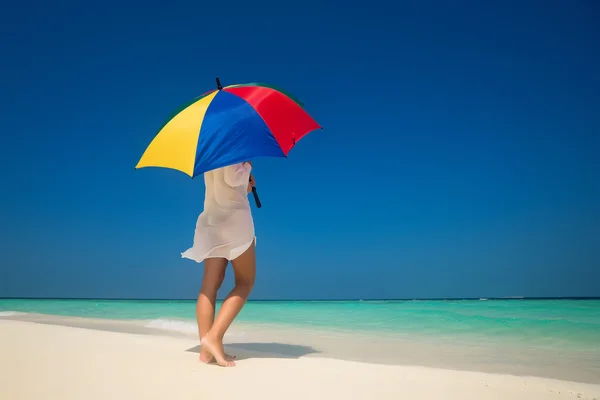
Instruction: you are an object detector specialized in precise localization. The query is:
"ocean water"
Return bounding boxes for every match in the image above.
[1,298,599,353]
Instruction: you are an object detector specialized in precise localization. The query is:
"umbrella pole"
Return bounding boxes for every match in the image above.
[252,186,262,208]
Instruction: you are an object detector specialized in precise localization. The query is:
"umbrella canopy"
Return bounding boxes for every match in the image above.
[135,79,321,178]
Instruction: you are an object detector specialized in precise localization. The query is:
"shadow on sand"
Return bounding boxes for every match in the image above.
[186,342,320,360]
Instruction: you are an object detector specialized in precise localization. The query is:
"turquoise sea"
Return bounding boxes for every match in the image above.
[1,298,599,352]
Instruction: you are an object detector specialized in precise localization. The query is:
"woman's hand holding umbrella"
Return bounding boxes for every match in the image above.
[248,174,261,208]
[247,174,255,194]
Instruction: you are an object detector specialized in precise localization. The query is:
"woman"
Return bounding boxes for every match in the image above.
[182,161,256,367]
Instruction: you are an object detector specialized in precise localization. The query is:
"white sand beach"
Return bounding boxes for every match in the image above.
[1,319,599,400]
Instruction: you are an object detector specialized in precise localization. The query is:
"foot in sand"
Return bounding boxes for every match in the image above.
[201,335,236,367]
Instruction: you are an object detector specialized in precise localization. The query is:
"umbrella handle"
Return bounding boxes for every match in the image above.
[251,187,262,208]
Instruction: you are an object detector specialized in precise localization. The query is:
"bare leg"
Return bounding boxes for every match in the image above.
[197,257,227,363]
[202,242,256,367]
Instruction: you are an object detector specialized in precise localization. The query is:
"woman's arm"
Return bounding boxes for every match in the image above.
[224,161,252,187]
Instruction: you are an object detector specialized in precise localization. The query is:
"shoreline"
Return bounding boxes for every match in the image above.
[1,318,599,400]
[2,312,600,385]
[2,297,600,301]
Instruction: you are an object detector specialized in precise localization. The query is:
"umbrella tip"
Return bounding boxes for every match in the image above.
[216,77,223,90]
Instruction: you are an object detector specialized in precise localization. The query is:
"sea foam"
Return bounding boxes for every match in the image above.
[144,319,198,334]
[0,311,22,317]
[144,318,244,338]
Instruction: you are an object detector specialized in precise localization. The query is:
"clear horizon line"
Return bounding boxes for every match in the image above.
[1,296,599,301]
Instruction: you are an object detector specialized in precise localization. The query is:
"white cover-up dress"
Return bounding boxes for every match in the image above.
[181,162,255,263]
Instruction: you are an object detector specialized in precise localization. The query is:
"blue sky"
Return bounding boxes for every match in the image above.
[1,0,598,299]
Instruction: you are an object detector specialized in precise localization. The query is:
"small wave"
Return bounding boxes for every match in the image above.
[0,311,22,317]
[145,319,198,334]
[144,318,244,338]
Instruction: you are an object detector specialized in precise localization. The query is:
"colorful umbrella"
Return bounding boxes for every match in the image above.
[135,78,321,178]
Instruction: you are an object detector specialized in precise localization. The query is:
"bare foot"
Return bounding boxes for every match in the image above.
[199,349,213,364]
[201,335,236,367]
[199,336,235,364]
[199,350,235,364]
